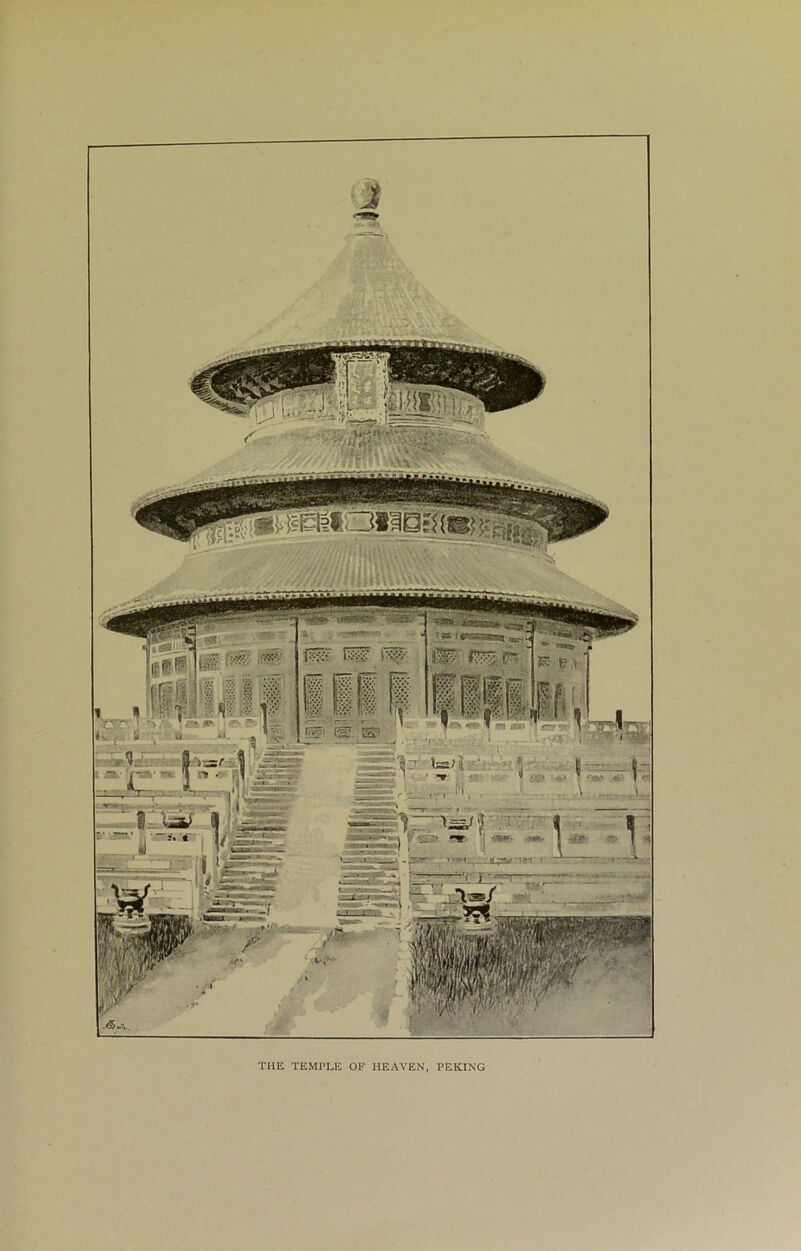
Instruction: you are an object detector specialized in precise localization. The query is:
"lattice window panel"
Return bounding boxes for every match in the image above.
[226,650,252,668]
[200,679,216,718]
[506,678,524,717]
[174,655,188,674]
[344,646,372,663]
[536,681,552,717]
[383,646,408,664]
[161,658,174,675]
[503,651,520,667]
[389,671,411,712]
[161,684,175,717]
[304,674,324,719]
[334,673,353,716]
[462,674,483,717]
[150,663,160,678]
[257,649,282,667]
[305,647,332,663]
[538,655,550,667]
[223,676,237,715]
[484,676,504,717]
[433,673,457,714]
[470,649,498,667]
[358,672,377,716]
[433,648,460,665]
[261,675,283,716]
[199,653,219,671]
[554,683,567,720]
[175,680,188,712]
[240,676,254,715]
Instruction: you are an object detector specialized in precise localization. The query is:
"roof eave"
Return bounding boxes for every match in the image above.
[190,341,545,415]
[102,588,637,640]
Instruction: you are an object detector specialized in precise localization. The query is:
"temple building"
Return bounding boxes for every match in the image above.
[96,177,650,941]
[102,177,637,745]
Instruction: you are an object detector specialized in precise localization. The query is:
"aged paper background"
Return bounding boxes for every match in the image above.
[2,3,799,1249]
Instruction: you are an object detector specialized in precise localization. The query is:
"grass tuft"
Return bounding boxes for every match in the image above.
[410,917,648,1018]
[96,915,194,1017]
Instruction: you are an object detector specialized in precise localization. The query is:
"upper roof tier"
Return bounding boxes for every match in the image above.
[190,178,545,415]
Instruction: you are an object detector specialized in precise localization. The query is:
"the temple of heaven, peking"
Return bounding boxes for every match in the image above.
[101,177,638,747]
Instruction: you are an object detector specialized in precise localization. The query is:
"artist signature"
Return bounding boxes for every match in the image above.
[103,1019,130,1033]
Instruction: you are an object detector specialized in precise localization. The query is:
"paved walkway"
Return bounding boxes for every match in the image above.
[267,929,401,1037]
[99,923,403,1037]
[99,926,331,1036]
[157,929,327,1036]
[267,745,356,929]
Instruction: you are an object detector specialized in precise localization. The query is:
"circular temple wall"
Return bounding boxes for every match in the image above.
[146,607,592,744]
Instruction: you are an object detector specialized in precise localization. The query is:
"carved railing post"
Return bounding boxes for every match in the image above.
[553,814,562,858]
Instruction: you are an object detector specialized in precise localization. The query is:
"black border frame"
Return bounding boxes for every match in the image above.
[89,133,654,1041]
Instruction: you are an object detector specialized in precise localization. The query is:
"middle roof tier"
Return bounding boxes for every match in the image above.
[133,422,608,542]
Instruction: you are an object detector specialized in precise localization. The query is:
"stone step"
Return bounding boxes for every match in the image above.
[226,863,281,871]
[345,834,397,842]
[235,830,286,838]
[204,916,267,925]
[226,852,281,861]
[229,851,283,859]
[223,866,279,875]
[338,913,399,921]
[212,897,273,906]
[228,855,282,863]
[229,845,282,853]
[205,903,269,913]
[237,823,289,831]
[340,868,399,876]
[340,888,399,897]
[341,851,399,858]
[204,915,268,925]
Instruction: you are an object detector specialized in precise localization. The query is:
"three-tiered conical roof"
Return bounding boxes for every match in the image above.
[102,179,636,639]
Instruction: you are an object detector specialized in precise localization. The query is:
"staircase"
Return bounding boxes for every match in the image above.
[337,745,401,929]
[203,746,304,926]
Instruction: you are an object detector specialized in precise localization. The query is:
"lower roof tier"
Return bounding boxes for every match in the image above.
[132,424,608,542]
[101,533,637,638]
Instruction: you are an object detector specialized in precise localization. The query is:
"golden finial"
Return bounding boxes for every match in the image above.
[351,177,381,216]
